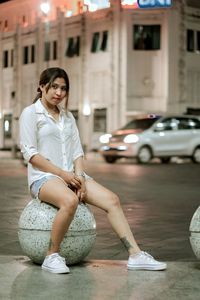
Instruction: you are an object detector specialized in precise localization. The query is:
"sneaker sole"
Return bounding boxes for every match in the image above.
[42,265,70,274]
[127,264,167,271]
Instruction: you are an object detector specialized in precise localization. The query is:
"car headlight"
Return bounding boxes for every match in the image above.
[123,134,139,144]
[99,133,112,144]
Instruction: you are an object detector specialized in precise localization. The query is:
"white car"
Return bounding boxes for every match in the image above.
[99,115,200,164]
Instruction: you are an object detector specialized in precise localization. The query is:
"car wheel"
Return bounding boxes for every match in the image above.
[192,147,200,163]
[137,146,152,164]
[104,156,117,164]
[160,157,170,164]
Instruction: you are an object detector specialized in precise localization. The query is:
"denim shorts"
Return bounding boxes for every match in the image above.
[30,173,92,199]
[30,175,57,199]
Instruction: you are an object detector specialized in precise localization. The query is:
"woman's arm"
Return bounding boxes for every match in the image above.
[74,156,85,176]
[30,153,81,188]
[73,156,87,201]
[30,154,65,177]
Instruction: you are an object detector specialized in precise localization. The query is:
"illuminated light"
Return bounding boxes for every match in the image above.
[156,122,164,128]
[40,2,51,15]
[122,0,137,5]
[137,0,172,9]
[159,132,165,136]
[124,134,139,143]
[101,145,110,150]
[118,145,127,150]
[4,120,9,132]
[66,10,73,17]
[121,0,138,8]
[82,103,91,116]
[99,133,112,144]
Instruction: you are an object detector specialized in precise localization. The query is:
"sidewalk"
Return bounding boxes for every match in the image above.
[0,151,199,300]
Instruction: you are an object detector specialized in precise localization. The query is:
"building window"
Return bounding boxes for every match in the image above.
[23,45,35,64]
[3,50,9,68]
[10,49,14,67]
[186,29,200,53]
[66,36,80,58]
[91,31,109,53]
[187,29,194,52]
[4,20,8,30]
[93,108,107,132]
[22,15,27,27]
[70,109,79,122]
[133,25,161,50]
[4,114,12,138]
[44,41,57,61]
[44,42,50,61]
[53,40,57,60]
[31,45,35,63]
[91,32,100,53]
[101,31,108,51]
[75,36,80,56]
[197,31,200,52]
[3,49,14,68]
[23,46,29,64]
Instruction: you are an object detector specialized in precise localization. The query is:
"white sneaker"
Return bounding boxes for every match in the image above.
[42,253,70,274]
[127,251,167,271]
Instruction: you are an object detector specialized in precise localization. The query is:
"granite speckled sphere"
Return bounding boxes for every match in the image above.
[189,206,200,259]
[18,199,96,265]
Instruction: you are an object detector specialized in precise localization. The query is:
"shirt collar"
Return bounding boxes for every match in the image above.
[34,99,66,115]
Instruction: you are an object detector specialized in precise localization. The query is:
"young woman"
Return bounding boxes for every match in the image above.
[19,67,167,274]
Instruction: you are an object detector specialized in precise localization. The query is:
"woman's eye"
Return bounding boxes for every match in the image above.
[61,87,67,91]
[51,84,66,91]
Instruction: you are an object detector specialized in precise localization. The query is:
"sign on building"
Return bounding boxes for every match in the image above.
[137,0,172,8]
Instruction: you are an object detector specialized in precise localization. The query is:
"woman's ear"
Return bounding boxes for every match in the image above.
[39,84,45,93]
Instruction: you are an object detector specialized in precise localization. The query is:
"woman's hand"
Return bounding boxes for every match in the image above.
[76,177,87,202]
[60,170,81,190]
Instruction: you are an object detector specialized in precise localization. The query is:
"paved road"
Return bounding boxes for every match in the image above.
[0,151,198,262]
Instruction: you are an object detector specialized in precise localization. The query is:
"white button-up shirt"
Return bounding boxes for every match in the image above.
[19,99,84,187]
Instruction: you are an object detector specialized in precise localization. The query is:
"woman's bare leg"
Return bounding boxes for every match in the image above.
[38,178,78,255]
[84,180,140,256]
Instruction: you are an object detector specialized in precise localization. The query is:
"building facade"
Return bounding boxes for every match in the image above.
[0,0,200,152]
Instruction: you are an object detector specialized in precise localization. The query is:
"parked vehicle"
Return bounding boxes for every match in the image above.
[99,115,200,164]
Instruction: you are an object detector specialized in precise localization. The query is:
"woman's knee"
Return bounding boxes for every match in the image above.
[60,194,79,214]
[107,193,121,211]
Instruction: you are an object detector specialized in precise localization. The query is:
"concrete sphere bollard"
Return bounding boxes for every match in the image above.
[18,199,96,265]
[189,206,200,259]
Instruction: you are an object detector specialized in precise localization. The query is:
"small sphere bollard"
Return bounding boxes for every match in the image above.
[18,199,96,265]
[189,206,200,259]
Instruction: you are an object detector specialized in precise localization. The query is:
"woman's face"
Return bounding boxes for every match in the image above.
[40,77,68,106]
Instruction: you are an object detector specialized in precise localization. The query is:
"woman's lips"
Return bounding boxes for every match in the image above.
[53,97,61,101]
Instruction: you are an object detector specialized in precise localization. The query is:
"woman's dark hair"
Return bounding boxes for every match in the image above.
[33,67,70,109]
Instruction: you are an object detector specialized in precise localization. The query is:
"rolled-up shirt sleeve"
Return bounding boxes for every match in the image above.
[19,106,39,162]
[70,113,84,161]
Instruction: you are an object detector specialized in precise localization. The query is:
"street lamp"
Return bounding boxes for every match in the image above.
[40,2,50,15]
[82,103,91,117]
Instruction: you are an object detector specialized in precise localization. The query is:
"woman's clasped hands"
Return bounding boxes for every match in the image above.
[60,170,86,202]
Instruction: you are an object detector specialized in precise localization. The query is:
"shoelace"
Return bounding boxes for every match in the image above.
[140,251,155,261]
[51,254,66,264]
[56,255,66,263]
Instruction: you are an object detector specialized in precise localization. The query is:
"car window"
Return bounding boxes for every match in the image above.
[122,117,160,130]
[155,118,178,131]
[177,117,200,130]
